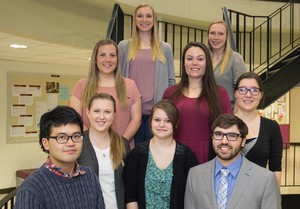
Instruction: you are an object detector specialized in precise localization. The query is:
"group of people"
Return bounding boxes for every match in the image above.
[15,3,283,209]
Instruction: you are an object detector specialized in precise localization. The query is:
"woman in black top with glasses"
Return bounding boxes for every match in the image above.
[234,72,283,186]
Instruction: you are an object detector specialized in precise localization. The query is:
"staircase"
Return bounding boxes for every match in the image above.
[107,3,299,108]
[225,2,300,108]
[262,47,300,106]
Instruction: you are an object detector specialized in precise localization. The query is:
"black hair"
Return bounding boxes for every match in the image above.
[39,106,83,152]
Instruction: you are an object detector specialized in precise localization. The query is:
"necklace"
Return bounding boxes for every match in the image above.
[100,147,110,158]
[91,140,110,159]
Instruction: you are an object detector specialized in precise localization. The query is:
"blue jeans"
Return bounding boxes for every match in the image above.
[134,114,153,145]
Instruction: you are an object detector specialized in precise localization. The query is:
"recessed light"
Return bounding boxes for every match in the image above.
[9,44,28,49]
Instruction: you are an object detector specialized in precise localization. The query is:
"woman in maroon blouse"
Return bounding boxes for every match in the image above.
[163,42,231,164]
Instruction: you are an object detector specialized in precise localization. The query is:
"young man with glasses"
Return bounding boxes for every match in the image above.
[15,106,105,209]
[184,114,281,209]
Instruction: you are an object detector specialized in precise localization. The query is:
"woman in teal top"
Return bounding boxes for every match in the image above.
[145,151,173,208]
[124,100,198,209]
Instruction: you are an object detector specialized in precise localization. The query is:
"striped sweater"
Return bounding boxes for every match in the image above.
[15,165,105,209]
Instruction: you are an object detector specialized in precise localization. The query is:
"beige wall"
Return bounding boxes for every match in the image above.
[117,0,284,22]
[290,87,300,142]
[1,0,294,51]
[0,0,112,49]
[0,60,88,189]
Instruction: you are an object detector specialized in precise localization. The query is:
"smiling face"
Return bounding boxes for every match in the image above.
[151,108,174,140]
[235,78,263,111]
[212,125,245,166]
[87,98,116,133]
[184,46,206,79]
[135,6,154,33]
[96,44,118,76]
[42,124,83,171]
[208,23,227,52]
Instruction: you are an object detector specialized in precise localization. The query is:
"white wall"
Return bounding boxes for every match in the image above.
[0,0,112,49]
[0,60,88,189]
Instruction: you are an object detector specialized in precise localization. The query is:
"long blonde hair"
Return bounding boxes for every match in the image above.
[82,39,127,109]
[88,93,126,170]
[207,20,232,75]
[128,4,166,63]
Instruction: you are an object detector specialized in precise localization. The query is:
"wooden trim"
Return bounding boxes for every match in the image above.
[0,187,16,195]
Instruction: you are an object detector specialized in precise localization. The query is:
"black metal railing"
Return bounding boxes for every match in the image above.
[107,3,300,79]
[146,18,208,77]
[224,2,300,77]
[0,188,17,209]
[106,4,124,44]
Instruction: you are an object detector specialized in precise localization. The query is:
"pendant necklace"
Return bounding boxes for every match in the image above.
[102,147,109,158]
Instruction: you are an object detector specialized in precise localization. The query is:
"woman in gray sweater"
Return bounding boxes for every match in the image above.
[118,3,175,146]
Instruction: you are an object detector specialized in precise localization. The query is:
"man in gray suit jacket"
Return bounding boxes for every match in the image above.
[185,114,281,209]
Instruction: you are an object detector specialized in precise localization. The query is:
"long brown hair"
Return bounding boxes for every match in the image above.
[128,4,166,63]
[169,42,222,124]
[88,93,126,170]
[83,39,127,109]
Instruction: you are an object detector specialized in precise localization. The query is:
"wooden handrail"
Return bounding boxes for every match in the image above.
[0,187,17,208]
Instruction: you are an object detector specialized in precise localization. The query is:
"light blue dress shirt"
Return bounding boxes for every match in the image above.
[214,154,243,206]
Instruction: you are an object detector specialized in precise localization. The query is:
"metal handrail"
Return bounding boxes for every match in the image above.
[223,7,237,52]
[106,3,124,44]
[224,2,299,77]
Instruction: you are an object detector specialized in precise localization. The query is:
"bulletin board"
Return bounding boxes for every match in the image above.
[7,72,84,143]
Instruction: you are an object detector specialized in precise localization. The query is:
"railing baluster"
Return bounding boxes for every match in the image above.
[0,188,17,209]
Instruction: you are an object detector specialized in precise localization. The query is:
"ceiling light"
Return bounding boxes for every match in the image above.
[9,44,28,49]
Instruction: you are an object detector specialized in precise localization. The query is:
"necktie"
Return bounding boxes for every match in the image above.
[217,168,230,209]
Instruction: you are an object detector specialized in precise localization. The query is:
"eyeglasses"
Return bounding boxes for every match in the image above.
[236,87,261,96]
[212,131,240,141]
[49,133,83,144]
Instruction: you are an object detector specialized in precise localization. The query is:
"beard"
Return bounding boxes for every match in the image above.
[213,143,242,161]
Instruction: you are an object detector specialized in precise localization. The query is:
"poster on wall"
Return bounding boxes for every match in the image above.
[7,72,83,143]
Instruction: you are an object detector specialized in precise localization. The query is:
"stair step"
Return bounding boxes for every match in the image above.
[269,69,280,75]
[282,55,300,64]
